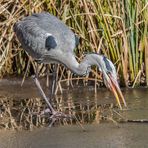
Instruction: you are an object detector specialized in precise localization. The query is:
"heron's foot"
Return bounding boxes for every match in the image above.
[50,111,72,119]
[40,108,51,115]
[40,109,73,127]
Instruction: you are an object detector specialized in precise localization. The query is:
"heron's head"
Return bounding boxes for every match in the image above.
[77,53,126,109]
[98,56,127,109]
[99,56,118,89]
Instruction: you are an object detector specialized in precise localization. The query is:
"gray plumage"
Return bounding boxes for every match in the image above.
[13,12,116,77]
[14,12,127,111]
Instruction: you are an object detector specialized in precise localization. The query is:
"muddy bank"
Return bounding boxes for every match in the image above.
[0,123,148,148]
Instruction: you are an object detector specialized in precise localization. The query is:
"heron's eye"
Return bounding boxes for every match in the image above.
[106,71,111,74]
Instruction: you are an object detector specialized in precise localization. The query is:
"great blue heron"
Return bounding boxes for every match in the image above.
[13,12,127,124]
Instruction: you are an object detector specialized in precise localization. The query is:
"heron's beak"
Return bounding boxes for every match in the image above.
[105,73,127,110]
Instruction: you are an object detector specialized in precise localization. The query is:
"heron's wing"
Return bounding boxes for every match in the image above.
[14,20,58,58]
[14,12,78,59]
[31,13,77,53]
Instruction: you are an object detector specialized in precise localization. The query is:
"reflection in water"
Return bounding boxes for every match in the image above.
[0,78,148,130]
[0,80,148,147]
[0,93,116,129]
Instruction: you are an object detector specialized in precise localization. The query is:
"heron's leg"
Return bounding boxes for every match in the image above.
[32,76,55,114]
[46,64,49,87]
[32,75,73,127]
[35,63,39,78]
[33,63,56,114]
[51,64,58,95]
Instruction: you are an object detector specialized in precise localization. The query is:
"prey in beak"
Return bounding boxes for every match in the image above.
[100,56,127,110]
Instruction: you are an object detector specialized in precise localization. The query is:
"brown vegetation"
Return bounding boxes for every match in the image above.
[0,0,148,87]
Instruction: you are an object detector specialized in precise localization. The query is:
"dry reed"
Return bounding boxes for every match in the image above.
[0,0,147,87]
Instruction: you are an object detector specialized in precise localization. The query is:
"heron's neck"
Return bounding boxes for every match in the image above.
[63,55,87,75]
[63,53,102,76]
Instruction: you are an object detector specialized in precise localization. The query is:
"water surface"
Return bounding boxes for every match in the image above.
[0,78,148,148]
